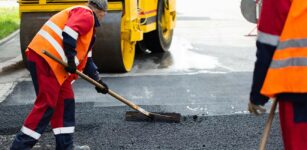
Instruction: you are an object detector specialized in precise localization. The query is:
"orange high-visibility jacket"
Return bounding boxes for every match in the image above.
[28,6,94,85]
[261,0,307,97]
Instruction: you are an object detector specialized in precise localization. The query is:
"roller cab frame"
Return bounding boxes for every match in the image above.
[19,0,176,72]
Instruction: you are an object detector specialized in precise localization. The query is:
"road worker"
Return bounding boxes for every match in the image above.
[10,0,109,149]
[248,0,307,149]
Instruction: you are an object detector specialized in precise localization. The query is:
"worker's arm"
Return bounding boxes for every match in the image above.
[83,51,99,81]
[83,51,109,94]
[248,0,291,115]
[250,41,275,106]
[62,7,94,73]
[81,12,108,94]
[248,40,276,115]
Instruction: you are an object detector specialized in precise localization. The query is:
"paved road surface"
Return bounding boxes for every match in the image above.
[0,0,283,149]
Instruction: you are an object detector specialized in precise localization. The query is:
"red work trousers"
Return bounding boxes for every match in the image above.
[11,49,75,149]
[279,100,307,150]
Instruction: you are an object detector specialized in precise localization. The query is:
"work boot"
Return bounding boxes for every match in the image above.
[10,132,38,150]
[55,134,73,150]
[74,145,90,150]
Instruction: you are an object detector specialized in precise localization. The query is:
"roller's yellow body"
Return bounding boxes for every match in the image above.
[19,0,176,72]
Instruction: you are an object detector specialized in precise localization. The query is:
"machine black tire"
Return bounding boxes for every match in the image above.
[21,11,133,73]
[144,0,174,53]
[93,11,136,73]
[20,12,55,65]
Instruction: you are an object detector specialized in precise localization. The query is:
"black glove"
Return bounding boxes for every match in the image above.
[65,59,77,73]
[95,79,109,94]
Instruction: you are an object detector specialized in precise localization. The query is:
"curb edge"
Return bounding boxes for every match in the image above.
[0,29,20,46]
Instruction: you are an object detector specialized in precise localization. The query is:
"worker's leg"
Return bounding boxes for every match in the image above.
[279,100,307,150]
[11,49,61,149]
[51,77,75,150]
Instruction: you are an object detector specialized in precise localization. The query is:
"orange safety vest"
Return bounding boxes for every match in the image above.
[28,5,94,85]
[261,0,307,97]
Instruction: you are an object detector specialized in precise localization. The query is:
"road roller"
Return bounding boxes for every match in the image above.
[19,0,176,72]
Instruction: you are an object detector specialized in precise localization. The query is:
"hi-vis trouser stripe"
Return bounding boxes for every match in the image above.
[53,127,75,135]
[21,126,41,140]
[40,20,80,65]
[257,31,280,46]
[270,38,307,68]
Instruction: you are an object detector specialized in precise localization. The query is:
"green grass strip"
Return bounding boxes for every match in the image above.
[0,7,20,40]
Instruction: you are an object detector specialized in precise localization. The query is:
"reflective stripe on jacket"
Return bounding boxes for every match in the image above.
[261,0,307,97]
[28,5,94,85]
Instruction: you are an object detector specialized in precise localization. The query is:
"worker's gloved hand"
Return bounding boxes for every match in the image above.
[95,79,109,94]
[248,101,266,116]
[65,59,77,74]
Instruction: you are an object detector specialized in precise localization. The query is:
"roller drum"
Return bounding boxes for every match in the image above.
[20,11,131,73]
[93,11,134,72]
[20,12,55,63]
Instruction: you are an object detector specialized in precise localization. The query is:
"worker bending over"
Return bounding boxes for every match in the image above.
[11,0,108,149]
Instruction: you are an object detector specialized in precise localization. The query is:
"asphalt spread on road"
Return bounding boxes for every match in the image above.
[0,103,283,149]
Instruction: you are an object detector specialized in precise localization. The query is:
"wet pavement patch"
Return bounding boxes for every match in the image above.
[2,72,255,116]
[0,103,283,149]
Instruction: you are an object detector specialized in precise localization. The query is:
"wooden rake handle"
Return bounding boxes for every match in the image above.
[259,99,278,150]
[42,50,151,117]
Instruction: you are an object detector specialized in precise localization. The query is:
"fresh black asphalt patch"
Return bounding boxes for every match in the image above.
[0,73,282,149]
[0,103,283,150]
